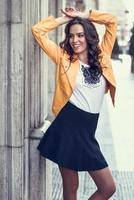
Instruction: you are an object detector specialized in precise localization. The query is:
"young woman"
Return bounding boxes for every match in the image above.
[32,7,117,200]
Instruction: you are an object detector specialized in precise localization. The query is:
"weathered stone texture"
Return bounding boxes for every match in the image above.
[0,0,52,199]
[0,0,8,23]
[0,24,8,146]
[0,147,8,200]
[11,0,22,23]
[8,147,24,200]
[29,139,46,200]
[9,23,24,147]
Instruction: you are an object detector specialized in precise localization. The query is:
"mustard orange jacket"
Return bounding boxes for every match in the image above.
[32,10,117,115]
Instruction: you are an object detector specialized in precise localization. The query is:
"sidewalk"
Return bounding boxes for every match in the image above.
[52,55,134,200]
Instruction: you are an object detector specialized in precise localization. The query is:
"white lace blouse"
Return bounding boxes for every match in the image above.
[69,61,107,113]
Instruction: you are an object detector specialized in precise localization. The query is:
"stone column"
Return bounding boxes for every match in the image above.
[0,0,52,199]
[0,0,24,199]
[0,0,9,198]
[23,0,52,199]
[47,0,66,120]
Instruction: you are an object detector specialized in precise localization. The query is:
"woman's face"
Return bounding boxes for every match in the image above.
[69,24,88,56]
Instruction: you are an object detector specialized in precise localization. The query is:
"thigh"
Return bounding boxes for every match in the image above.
[58,165,79,186]
[88,167,115,191]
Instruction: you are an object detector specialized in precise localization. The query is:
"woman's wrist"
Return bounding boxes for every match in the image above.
[55,16,71,25]
[79,11,90,19]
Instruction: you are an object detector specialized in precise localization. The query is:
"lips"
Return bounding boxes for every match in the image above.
[73,45,80,49]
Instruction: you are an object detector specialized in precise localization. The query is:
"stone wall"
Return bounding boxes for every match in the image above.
[0,0,52,199]
[0,0,24,199]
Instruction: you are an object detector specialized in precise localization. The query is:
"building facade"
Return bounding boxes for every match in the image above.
[0,0,127,199]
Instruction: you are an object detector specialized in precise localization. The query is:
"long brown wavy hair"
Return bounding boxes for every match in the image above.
[60,17,102,80]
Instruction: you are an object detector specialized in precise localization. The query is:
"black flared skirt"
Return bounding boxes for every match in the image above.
[37,101,108,171]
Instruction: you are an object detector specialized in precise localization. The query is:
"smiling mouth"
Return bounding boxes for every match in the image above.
[73,45,80,49]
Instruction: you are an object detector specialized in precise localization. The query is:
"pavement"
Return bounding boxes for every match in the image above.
[52,54,134,200]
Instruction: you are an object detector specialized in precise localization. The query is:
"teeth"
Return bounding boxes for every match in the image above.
[74,45,80,48]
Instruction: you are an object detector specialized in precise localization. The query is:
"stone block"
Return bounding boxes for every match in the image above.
[47,93,54,121]
[8,147,24,200]
[29,121,52,200]
[0,24,8,146]
[0,0,8,23]
[0,146,24,200]
[11,0,22,23]
[7,23,24,147]
[0,147,8,200]
[40,53,48,121]
[29,138,52,200]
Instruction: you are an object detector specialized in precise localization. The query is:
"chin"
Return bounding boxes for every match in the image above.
[74,50,83,54]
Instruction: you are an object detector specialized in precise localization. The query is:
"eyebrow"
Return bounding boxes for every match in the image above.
[69,32,85,35]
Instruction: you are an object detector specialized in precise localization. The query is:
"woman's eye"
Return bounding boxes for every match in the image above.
[69,35,73,38]
[69,33,84,39]
[78,34,84,37]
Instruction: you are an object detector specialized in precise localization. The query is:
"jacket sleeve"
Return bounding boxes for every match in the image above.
[89,10,118,56]
[31,16,62,64]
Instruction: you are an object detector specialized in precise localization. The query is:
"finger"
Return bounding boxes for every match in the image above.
[69,7,79,11]
[61,8,73,18]
[62,8,73,16]
[61,8,67,15]
[69,7,74,11]
[65,7,70,12]
[76,8,80,11]
[66,7,75,12]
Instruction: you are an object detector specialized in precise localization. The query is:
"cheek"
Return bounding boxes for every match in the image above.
[69,38,73,46]
[79,42,85,50]
[84,43,87,48]
[83,39,87,48]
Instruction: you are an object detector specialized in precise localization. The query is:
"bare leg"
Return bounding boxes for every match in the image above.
[88,167,116,200]
[58,165,79,200]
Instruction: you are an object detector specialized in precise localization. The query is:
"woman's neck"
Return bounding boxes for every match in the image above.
[78,54,88,65]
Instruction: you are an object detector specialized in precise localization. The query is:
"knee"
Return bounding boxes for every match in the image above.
[103,182,116,198]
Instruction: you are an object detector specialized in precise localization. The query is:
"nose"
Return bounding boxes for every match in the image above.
[73,35,78,43]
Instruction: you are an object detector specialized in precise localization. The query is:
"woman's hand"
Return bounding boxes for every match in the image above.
[61,7,88,19]
[55,7,88,26]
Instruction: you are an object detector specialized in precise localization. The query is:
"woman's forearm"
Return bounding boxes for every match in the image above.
[89,10,117,25]
[55,11,90,25]
[55,16,71,25]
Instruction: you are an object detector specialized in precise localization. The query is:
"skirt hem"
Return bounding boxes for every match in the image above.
[38,150,108,172]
